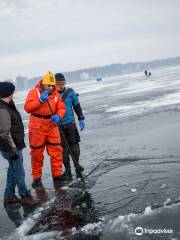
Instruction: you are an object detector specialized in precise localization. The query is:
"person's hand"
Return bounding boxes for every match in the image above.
[51,114,60,124]
[11,151,19,160]
[79,119,85,131]
[40,91,49,103]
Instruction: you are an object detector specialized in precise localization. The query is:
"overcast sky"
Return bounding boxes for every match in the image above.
[0,0,180,80]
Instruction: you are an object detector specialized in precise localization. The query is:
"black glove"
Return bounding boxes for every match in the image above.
[11,151,19,160]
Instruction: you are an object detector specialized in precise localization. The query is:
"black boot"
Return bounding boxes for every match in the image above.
[75,164,84,178]
[62,167,72,181]
[32,178,44,190]
[78,164,84,172]
[53,176,64,187]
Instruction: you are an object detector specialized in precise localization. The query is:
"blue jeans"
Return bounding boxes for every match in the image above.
[1,150,28,199]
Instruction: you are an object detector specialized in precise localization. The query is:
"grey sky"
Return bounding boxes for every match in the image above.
[0,0,180,80]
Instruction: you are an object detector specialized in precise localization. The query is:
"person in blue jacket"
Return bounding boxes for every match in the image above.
[55,73,85,179]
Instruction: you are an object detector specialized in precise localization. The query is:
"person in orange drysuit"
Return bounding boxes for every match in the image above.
[24,71,66,188]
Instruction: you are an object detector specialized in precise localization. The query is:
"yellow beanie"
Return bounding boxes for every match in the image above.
[42,71,56,86]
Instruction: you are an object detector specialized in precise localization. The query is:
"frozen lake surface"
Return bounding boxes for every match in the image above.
[0,65,180,239]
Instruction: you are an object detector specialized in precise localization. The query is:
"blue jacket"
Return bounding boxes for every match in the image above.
[58,87,84,126]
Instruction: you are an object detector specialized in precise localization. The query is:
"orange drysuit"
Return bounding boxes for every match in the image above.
[24,81,66,179]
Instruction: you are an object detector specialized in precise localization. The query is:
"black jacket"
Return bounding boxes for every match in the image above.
[0,99,25,151]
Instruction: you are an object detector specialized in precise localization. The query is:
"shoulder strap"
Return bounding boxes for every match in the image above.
[61,88,73,102]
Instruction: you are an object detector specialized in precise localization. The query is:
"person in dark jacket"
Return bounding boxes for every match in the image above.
[55,73,85,179]
[0,82,38,207]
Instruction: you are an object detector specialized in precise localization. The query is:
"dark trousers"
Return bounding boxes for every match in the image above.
[60,123,80,170]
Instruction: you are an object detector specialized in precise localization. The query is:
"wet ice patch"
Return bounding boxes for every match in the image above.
[7,197,57,239]
[17,231,59,240]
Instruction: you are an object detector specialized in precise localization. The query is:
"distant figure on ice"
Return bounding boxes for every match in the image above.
[144,70,152,77]
[55,73,85,179]
[24,72,66,188]
[0,82,38,207]
[144,70,148,76]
